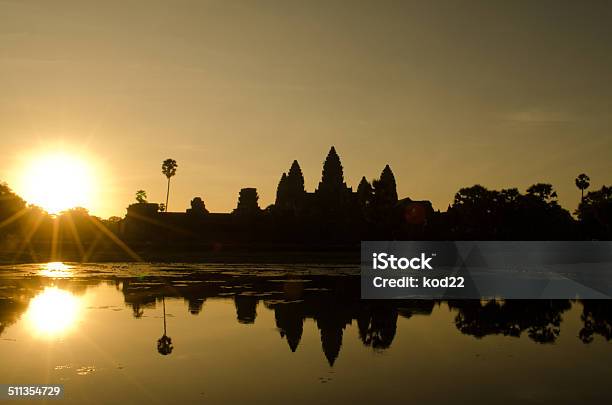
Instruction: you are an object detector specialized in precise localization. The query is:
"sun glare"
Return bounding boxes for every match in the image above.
[39,262,73,278]
[25,287,82,338]
[19,152,95,214]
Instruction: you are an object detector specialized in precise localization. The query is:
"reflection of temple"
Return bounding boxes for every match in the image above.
[122,279,157,318]
[357,301,437,351]
[2,272,612,366]
[235,295,258,324]
[270,296,354,366]
[272,301,304,352]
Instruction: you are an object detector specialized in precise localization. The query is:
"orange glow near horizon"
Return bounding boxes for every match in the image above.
[18,152,97,214]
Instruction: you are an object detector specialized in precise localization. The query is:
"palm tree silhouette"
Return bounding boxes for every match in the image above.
[161,159,178,212]
[157,296,173,355]
[135,190,147,204]
[575,173,590,202]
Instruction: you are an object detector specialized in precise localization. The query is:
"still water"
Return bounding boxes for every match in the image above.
[0,262,611,404]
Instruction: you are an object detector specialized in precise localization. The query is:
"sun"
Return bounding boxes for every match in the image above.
[20,152,95,214]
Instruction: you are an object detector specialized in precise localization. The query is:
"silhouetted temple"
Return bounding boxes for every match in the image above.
[121,146,435,245]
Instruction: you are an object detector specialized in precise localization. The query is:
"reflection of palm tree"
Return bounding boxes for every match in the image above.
[157,297,173,355]
[157,335,173,355]
[161,159,178,212]
[575,173,590,202]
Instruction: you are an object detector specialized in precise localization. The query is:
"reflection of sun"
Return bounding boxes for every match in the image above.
[39,262,73,278]
[25,287,81,338]
[19,152,95,214]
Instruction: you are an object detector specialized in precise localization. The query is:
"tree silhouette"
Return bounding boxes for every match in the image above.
[575,173,590,202]
[161,158,178,212]
[0,183,27,235]
[135,190,147,204]
[447,183,574,240]
[577,185,612,238]
[526,183,557,204]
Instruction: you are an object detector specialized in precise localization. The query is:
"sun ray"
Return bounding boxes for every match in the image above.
[0,207,29,230]
[82,231,104,263]
[51,217,60,262]
[12,210,44,263]
[126,210,194,237]
[86,216,143,262]
[63,212,86,261]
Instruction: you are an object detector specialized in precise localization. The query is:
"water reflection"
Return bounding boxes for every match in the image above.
[39,261,72,278]
[448,300,572,343]
[1,265,611,363]
[157,297,173,355]
[25,287,81,338]
[580,300,612,343]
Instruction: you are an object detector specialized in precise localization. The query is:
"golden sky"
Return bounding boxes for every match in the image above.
[1,1,611,218]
